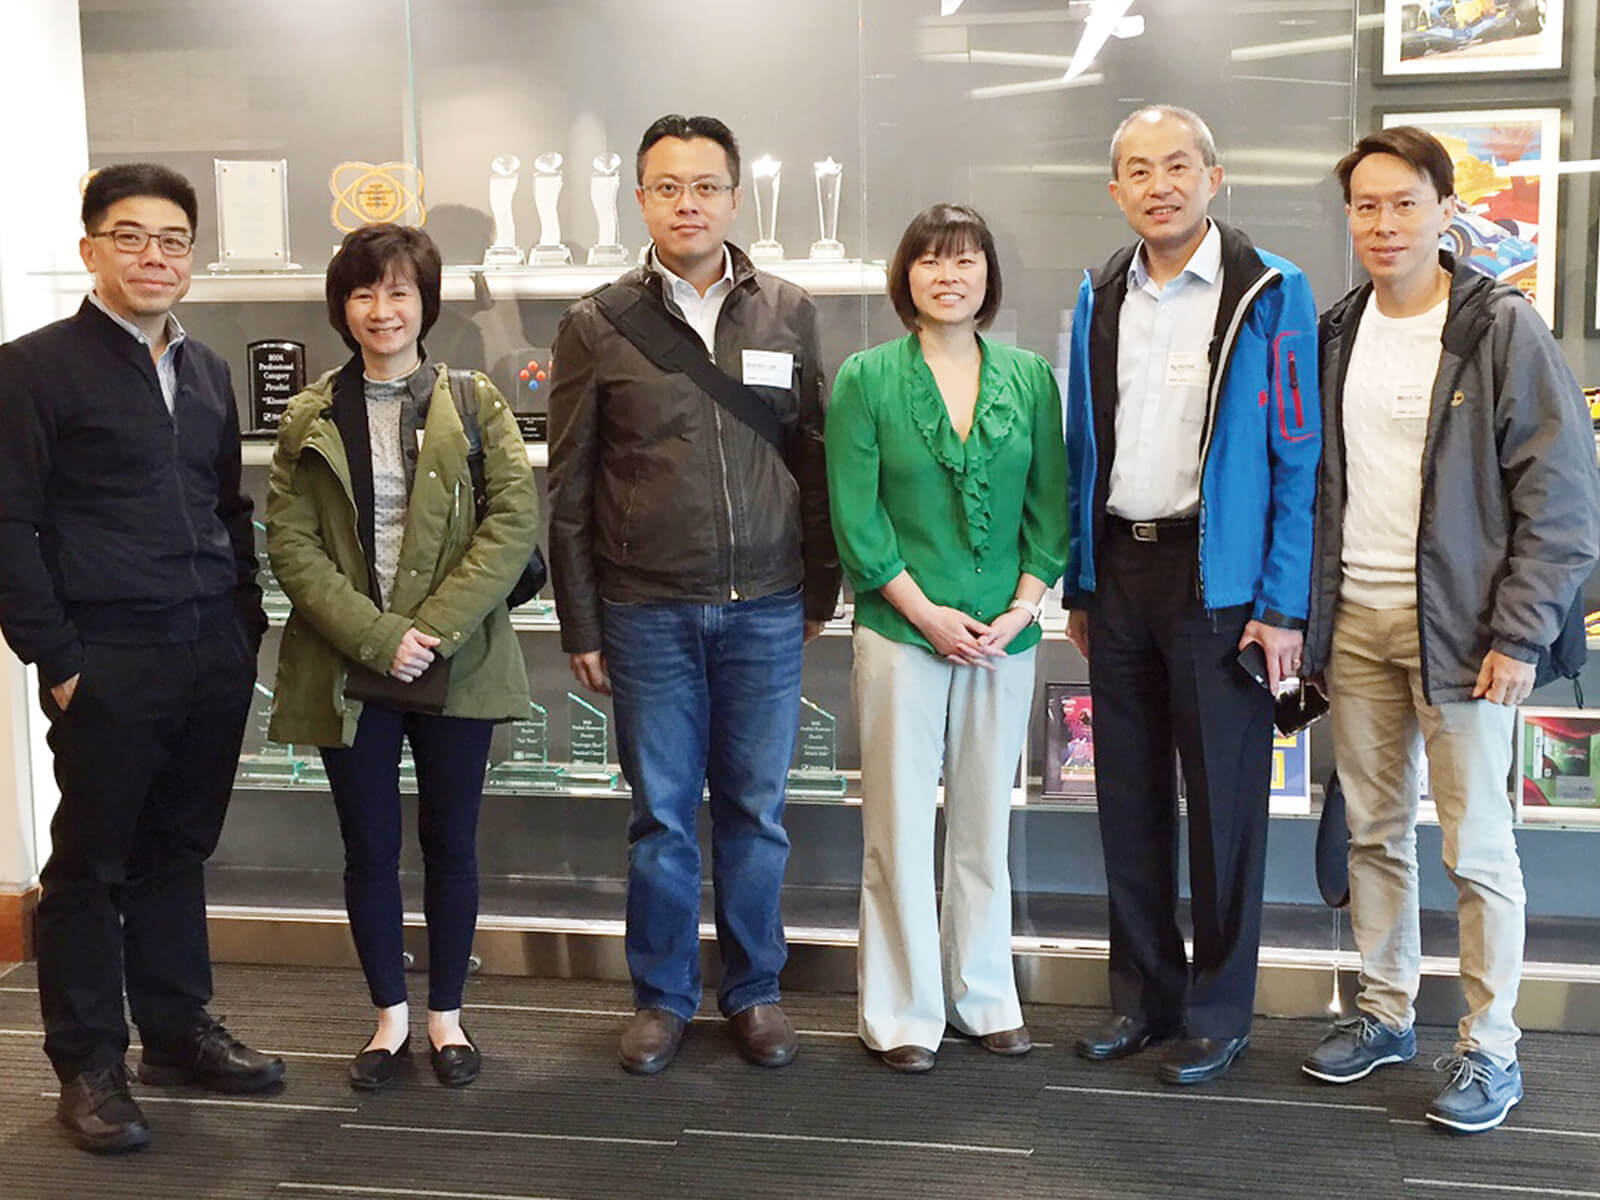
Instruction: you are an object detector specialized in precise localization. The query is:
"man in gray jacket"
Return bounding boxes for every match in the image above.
[1300,126,1600,1133]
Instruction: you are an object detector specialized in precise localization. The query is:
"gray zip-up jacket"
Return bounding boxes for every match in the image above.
[1304,253,1600,703]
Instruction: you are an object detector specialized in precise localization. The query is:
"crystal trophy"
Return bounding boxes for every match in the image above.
[809,157,846,261]
[565,691,616,787]
[482,155,525,267]
[235,682,300,786]
[252,520,292,622]
[529,152,572,266]
[788,697,846,796]
[750,155,784,262]
[587,153,630,267]
[489,700,564,791]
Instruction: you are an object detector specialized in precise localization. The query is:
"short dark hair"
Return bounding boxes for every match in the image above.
[635,114,741,187]
[324,223,442,354]
[1334,126,1455,203]
[81,163,198,233]
[886,204,1003,332]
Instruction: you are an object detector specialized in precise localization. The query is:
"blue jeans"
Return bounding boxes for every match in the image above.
[602,585,804,1021]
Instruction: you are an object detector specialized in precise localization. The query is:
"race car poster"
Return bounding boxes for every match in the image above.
[1382,0,1565,79]
[1382,107,1561,329]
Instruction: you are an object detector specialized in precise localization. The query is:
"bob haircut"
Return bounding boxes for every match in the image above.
[325,223,442,355]
[1333,125,1456,203]
[886,204,1002,332]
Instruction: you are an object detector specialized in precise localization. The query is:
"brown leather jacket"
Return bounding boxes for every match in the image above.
[546,244,840,654]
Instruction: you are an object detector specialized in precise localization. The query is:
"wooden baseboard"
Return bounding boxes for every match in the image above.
[0,887,40,962]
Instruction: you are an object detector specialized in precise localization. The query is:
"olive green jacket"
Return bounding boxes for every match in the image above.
[265,363,539,747]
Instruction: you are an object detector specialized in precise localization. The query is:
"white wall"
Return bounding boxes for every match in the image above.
[0,0,90,892]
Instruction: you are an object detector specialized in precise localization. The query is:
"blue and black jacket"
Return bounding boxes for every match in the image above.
[1064,220,1321,626]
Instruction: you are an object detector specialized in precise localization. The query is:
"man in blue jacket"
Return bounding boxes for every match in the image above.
[1064,106,1321,1084]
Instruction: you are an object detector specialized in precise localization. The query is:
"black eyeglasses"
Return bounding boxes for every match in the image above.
[90,227,195,256]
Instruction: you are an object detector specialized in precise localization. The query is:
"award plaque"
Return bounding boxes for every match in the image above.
[505,345,552,440]
[247,339,305,434]
[750,155,784,262]
[235,683,300,786]
[330,161,426,233]
[483,155,525,267]
[210,160,300,271]
[788,696,846,796]
[565,691,616,787]
[252,520,292,623]
[587,153,630,267]
[809,157,846,260]
[529,153,572,266]
[489,700,564,792]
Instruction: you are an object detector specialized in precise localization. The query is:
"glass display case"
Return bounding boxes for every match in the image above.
[22,0,1600,1021]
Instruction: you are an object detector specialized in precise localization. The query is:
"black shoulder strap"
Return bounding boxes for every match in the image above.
[444,367,489,521]
[592,283,786,452]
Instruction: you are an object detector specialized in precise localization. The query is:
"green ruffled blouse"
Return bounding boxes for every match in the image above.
[824,333,1069,655]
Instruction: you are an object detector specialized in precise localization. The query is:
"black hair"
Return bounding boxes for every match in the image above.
[324,223,442,354]
[886,204,1003,332]
[635,114,741,186]
[81,163,198,233]
[1335,126,1456,202]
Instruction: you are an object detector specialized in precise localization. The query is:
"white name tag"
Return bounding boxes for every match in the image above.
[742,349,794,388]
[1392,387,1430,420]
[1165,350,1208,389]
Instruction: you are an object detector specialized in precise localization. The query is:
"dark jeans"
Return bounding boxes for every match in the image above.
[35,628,254,1082]
[602,585,804,1021]
[320,704,493,1012]
[1088,527,1275,1039]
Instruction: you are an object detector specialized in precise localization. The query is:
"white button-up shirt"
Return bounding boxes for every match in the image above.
[88,290,186,416]
[1107,221,1223,521]
[650,245,734,359]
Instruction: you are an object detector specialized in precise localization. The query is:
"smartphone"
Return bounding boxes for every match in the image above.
[1236,641,1271,691]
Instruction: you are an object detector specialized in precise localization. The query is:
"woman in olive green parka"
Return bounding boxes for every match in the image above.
[265,224,538,1092]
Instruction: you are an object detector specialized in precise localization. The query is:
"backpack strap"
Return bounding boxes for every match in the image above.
[444,367,489,521]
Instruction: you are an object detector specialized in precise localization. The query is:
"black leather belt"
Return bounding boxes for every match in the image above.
[1106,515,1199,543]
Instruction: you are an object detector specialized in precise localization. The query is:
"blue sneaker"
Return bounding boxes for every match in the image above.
[1302,1014,1417,1084]
[1426,1051,1523,1134]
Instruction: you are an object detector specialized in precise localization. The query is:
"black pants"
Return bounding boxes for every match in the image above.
[319,704,492,1013]
[1088,526,1275,1039]
[36,628,254,1081]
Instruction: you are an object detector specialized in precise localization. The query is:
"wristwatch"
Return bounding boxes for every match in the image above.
[1008,598,1042,626]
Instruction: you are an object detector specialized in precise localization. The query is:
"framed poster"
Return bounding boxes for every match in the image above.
[1380,106,1562,330]
[1380,0,1566,81]
[1042,684,1095,798]
[1516,706,1600,823]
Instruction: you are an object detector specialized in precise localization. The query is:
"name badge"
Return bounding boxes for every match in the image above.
[1392,387,1430,420]
[1165,350,1208,389]
[742,349,794,388]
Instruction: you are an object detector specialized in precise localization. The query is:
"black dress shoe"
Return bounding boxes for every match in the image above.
[138,1013,286,1094]
[57,1063,150,1155]
[619,1009,688,1076]
[349,1034,411,1091]
[878,1045,937,1073]
[1075,1014,1166,1061]
[728,1004,798,1068]
[1158,1035,1250,1085]
[430,1030,482,1087]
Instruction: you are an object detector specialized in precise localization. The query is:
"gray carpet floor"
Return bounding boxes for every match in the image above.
[1,960,1595,1200]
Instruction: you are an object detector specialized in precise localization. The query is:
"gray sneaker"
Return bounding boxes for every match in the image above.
[1301,1014,1417,1084]
[1426,1051,1523,1134]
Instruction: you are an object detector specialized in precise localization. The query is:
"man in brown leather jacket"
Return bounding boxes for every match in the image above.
[547,113,839,1076]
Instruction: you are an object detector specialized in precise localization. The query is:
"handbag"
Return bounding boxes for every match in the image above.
[445,368,548,606]
[1315,769,1351,909]
[343,654,452,715]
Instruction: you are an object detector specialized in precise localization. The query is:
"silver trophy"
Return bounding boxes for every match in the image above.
[810,157,845,260]
[587,152,629,267]
[750,155,783,262]
[482,155,525,266]
[529,152,572,266]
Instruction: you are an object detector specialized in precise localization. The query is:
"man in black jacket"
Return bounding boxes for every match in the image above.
[548,115,839,1076]
[0,163,283,1154]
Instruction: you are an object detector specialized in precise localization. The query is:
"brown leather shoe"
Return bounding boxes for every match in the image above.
[728,1003,797,1068]
[978,1026,1032,1056]
[619,1009,687,1076]
[880,1045,936,1073]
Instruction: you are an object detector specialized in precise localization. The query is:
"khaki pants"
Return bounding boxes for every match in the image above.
[853,626,1035,1053]
[1328,601,1524,1065]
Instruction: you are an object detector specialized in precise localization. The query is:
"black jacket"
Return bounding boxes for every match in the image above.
[546,244,840,653]
[1304,255,1600,702]
[0,299,264,686]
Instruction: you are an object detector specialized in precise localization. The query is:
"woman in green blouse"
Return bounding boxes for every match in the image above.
[827,204,1068,1073]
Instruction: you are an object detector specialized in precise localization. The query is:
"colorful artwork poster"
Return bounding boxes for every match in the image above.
[1383,0,1564,78]
[1270,729,1311,810]
[1516,707,1600,815]
[1382,107,1561,329]
[1043,684,1095,798]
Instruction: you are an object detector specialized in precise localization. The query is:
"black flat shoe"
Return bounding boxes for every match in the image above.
[349,1034,411,1091]
[1076,1014,1171,1062]
[430,1030,481,1087]
[1158,1035,1250,1085]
